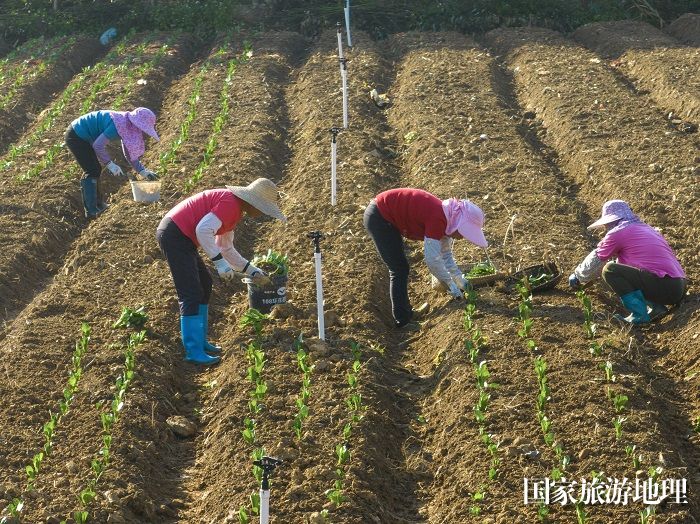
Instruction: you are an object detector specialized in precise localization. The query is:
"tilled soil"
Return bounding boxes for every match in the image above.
[0,36,104,155]
[667,13,700,45]
[0,20,698,524]
[572,20,700,121]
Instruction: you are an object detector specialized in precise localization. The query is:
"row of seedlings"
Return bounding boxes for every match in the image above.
[238,308,271,523]
[184,42,252,191]
[0,35,78,110]
[157,45,222,177]
[462,290,501,517]
[575,290,662,523]
[321,341,366,519]
[515,278,583,523]
[0,323,91,523]
[68,307,147,523]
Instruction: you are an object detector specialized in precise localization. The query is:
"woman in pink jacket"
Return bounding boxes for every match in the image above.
[569,200,686,324]
[156,178,286,364]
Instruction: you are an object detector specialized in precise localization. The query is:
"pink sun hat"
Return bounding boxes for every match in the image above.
[442,198,488,247]
[587,200,638,229]
[127,107,159,141]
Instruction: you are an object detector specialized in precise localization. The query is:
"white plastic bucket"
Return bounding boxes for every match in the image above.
[130,180,161,203]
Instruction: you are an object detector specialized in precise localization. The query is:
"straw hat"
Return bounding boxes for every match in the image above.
[228,178,287,222]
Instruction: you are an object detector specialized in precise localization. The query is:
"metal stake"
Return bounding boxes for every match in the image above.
[344,0,352,47]
[254,456,282,524]
[340,57,348,129]
[307,231,325,340]
[330,127,341,206]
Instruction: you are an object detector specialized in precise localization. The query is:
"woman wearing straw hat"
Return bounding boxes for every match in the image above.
[364,188,488,328]
[568,200,686,324]
[65,107,160,218]
[156,178,286,365]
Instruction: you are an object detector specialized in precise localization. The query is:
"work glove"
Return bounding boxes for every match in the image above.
[106,161,125,177]
[447,281,464,300]
[213,257,235,280]
[139,168,159,181]
[250,269,272,286]
[453,274,472,292]
[568,274,582,290]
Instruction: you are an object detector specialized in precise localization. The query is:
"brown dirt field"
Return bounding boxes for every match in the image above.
[667,13,700,45]
[483,26,700,521]
[0,36,105,156]
[573,21,700,122]
[0,33,192,335]
[0,25,698,524]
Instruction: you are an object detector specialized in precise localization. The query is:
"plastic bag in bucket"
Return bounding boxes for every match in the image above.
[244,274,288,313]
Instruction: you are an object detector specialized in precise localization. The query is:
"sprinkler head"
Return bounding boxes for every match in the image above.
[307,231,325,251]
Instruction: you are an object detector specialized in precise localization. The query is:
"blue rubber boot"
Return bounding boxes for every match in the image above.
[616,290,651,324]
[646,300,669,321]
[180,315,220,365]
[80,178,104,218]
[198,304,222,354]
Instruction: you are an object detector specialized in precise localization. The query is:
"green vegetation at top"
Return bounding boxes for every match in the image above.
[1,0,698,45]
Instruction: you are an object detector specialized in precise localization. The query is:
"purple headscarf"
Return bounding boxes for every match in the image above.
[110,107,159,162]
[588,200,642,233]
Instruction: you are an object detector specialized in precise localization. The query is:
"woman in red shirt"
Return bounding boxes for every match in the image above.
[156,178,286,364]
[364,188,488,328]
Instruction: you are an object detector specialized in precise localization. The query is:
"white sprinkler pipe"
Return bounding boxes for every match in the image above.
[307,231,325,341]
[314,250,325,340]
[259,488,270,524]
[330,127,340,206]
[344,0,352,47]
[337,21,344,69]
[340,58,348,129]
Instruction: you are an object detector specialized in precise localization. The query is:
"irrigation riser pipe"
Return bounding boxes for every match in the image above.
[336,22,344,67]
[254,456,282,524]
[344,0,352,47]
[330,127,341,206]
[307,231,326,341]
[340,58,348,129]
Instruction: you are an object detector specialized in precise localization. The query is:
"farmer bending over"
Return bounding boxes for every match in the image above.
[569,200,686,324]
[156,178,286,365]
[65,107,160,218]
[364,188,488,328]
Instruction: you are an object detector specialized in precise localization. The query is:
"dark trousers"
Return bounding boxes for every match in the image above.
[156,216,213,316]
[602,262,686,305]
[65,125,101,179]
[363,201,412,326]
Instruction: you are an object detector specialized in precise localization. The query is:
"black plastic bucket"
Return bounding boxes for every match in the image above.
[246,274,288,313]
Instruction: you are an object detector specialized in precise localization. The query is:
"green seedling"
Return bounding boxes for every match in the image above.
[602,361,615,383]
[589,341,603,356]
[612,394,629,413]
[466,262,496,277]
[240,308,267,339]
[112,305,148,329]
[648,466,662,482]
[640,505,655,524]
[612,416,626,439]
[252,249,289,277]
[692,417,700,434]
[575,501,587,524]
[475,361,491,390]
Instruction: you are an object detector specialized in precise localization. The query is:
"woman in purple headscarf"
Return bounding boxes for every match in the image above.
[65,107,160,218]
[364,188,488,328]
[569,200,686,324]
